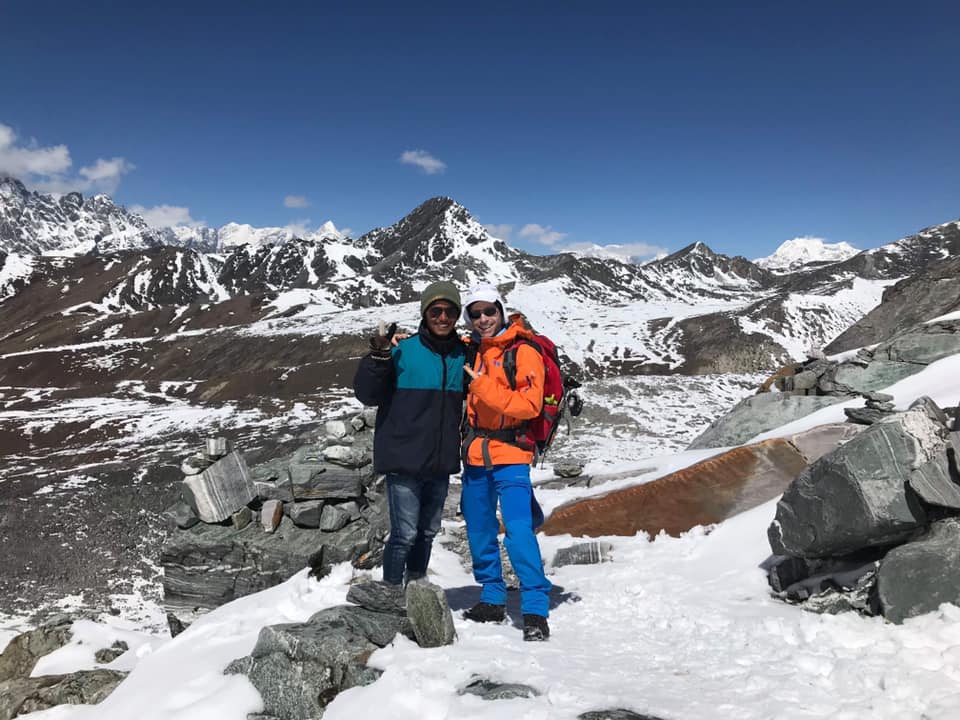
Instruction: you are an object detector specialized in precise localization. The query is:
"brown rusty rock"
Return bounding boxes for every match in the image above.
[541,439,808,538]
[758,363,799,393]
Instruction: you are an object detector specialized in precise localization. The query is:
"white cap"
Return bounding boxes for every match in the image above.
[462,283,506,325]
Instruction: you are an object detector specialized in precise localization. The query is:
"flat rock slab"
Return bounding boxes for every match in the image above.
[181,450,255,523]
[460,677,540,700]
[542,439,808,538]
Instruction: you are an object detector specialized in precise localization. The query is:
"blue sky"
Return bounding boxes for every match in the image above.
[1,1,958,259]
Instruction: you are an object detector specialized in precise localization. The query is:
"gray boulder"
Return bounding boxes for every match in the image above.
[288,500,324,528]
[319,503,352,532]
[405,580,456,648]
[769,411,937,557]
[687,393,843,450]
[877,518,960,623]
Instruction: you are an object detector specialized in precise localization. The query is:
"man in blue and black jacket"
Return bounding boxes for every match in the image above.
[353,280,466,587]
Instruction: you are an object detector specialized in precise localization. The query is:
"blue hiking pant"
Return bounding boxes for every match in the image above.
[461,463,552,617]
[383,473,449,586]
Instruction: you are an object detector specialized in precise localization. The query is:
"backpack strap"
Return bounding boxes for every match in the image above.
[503,339,541,391]
[461,423,523,470]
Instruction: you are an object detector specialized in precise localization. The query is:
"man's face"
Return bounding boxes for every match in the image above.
[424,301,458,337]
[467,301,502,338]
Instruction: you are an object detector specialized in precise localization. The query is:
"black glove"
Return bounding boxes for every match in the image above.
[369,322,397,361]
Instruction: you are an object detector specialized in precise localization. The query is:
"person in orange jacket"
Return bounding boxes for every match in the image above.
[460,283,553,641]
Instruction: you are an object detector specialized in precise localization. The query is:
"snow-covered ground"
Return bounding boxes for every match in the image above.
[11,352,960,720]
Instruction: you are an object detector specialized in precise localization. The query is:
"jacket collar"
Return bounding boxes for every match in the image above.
[479,314,536,351]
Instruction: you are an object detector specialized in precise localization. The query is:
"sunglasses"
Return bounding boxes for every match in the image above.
[427,305,458,319]
[468,306,499,320]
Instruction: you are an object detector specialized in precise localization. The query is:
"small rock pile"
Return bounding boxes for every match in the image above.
[765,396,960,622]
[161,410,389,634]
[225,578,455,720]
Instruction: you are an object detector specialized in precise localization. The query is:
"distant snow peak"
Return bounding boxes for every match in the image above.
[755,236,860,272]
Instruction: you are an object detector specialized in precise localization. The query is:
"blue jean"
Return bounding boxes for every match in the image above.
[382,473,450,585]
[461,464,552,617]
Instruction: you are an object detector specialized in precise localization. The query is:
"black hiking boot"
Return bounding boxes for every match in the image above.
[462,602,506,623]
[522,614,550,642]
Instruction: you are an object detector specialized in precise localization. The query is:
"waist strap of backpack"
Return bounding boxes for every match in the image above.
[461,423,526,470]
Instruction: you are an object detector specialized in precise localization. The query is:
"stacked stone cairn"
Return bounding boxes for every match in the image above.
[161,409,390,634]
[764,396,960,622]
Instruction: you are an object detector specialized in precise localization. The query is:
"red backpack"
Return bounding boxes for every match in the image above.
[502,321,583,464]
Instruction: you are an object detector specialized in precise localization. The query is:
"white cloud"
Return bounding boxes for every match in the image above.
[0,122,133,195]
[483,223,513,240]
[0,123,71,177]
[519,223,567,246]
[284,195,310,208]
[399,149,446,175]
[130,204,203,229]
[557,240,669,264]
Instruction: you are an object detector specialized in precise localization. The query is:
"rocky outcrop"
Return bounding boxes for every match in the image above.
[0,618,127,720]
[765,399,960,623]
[687,393,843,449]
[692,313,960,449]
[161,414,387,633]
[0,618,72,682]
[0,670,127,720]
[826,254,960,354]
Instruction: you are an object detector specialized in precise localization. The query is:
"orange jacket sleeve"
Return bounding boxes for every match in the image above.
[469,343,544,421]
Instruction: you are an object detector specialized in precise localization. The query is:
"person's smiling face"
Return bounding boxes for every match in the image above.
[468,301,503,338]
[424,301,458,337]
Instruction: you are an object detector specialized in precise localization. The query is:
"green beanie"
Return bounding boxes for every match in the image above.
[420,280,461,316]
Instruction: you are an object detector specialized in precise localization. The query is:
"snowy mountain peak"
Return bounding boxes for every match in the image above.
[0,177,160,255]
[754,237,860,273]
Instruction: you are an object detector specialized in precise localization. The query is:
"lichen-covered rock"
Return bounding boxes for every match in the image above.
[225,605,411,720]
[405,580,456,648]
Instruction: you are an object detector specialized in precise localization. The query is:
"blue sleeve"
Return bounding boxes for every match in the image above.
[353,351,396,406]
